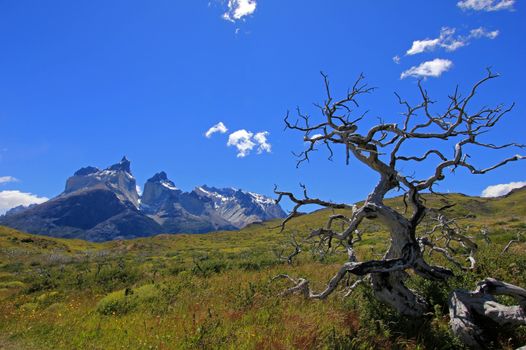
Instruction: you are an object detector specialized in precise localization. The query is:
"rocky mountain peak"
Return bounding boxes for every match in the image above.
[196,185,236,197]
[64,157,139,208]
[192,185,286,228]
[141,172,180,211]
[107,156,131,173]
[73,166,100,176]
[146,171,178,191]
[147,171,169,183]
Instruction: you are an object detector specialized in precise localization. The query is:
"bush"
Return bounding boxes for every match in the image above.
[36,291,62,307]
[93,258,141,292]
[19,302,38,312]
[191,259,228,276]
[0,281,25,289]
[24,267,57,293]
[96,284,160,315]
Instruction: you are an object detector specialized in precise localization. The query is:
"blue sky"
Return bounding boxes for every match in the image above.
[0,0,525,213]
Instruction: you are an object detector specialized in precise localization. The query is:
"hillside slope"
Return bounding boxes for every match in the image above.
[0,188,524,268]
[0,188,524,349]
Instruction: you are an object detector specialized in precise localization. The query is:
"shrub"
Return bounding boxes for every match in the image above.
[24,267,57,293]
[0,281,25,289]
[36,291,62,307]
[93,258,141,292]
[191,259,228,276]
[96,284,160,315]
[19,302,38,312]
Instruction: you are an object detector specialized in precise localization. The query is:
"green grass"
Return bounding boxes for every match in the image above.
[0,189,525,349]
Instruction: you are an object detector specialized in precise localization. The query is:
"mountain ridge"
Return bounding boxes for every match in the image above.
[0,157,286,241]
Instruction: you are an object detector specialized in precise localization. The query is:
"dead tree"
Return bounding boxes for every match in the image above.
[274,70,525,320]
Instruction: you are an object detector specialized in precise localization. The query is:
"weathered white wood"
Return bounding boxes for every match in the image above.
[449,278,526,349]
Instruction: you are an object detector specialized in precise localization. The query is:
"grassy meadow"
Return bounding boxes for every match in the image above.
[0,190,525,349]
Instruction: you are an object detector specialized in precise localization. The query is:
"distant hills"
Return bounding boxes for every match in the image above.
[0,157,286,241]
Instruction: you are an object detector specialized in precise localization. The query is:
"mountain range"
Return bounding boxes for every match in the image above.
[0,157,286,241]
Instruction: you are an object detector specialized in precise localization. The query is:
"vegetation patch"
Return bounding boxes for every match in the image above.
[0,281,25,289]
[0,189,525,349]
[96,284,161,315]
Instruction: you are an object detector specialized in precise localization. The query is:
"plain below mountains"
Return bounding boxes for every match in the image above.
[0,157,286,241]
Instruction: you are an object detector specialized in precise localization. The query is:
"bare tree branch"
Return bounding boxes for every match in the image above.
[501,232,524,254]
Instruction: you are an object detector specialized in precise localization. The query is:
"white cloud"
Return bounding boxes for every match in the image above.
[392,55,401,64]
[481,181,526,197]
[227,129,256,157]
[457,0,515,11]
[223,0,257,22]
[136,185,142,196]
[205,122,228,138]
[0,176,19,185]
[407,37,442,56]
[406,27,498,56]
[226,129,271,157]
[0,190,48,215]
[400,58,453,79]
[254,131,272,154]
[470,27,500,39]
